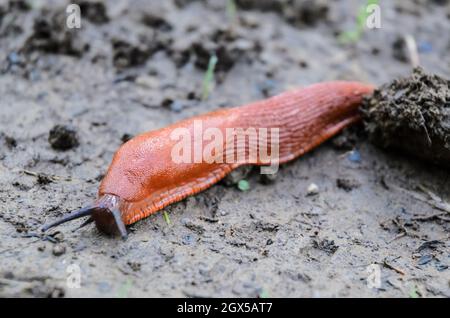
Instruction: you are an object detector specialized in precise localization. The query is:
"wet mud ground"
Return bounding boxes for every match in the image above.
[0,0,449,297]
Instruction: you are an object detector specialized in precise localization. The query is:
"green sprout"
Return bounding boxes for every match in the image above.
[409,286,420,298]
[237,179,250,192]
[226,0,237,23]
[339,0,379,44]
[117,279,132,298]
[163,211,171,225]
[201,54,218,100]
[259,289,270,298]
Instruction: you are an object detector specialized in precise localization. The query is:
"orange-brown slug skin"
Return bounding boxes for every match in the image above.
[97,81,374,228]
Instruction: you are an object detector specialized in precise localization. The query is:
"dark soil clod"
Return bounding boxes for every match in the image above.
[2,133,17,148]
[312,239,339,255]
[362,67,450,168]
[23,13,85,57]
[48,125,80,151]
[141,13,172,32]
[236,0,329,27]
[78,1,109,24]
[336,178,361,192]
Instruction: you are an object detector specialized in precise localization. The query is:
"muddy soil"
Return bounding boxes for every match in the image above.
[362,67,450,168]
[0,0,449,297]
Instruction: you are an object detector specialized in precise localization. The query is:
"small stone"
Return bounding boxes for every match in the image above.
[7,52,21,65]
[52,232,64,242]
[418,254,433,266]
[182,234,195,245]
[52,244,66,256]
[307,183,319,196]
[170,100,184,113]
[418,41,433,53]
[135,75,159,89]
[347,150,361,163]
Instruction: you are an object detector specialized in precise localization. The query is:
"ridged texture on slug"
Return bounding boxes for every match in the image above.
[99,81,374,225]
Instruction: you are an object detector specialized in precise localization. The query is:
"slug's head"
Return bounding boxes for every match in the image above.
[41,194,128,239]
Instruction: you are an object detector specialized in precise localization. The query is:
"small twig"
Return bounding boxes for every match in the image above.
[416,185,450,214]
[383,259,406,275]
[388,182,450,214]
[417,110,432,146]
[404,34,420,67]
[387,232,406,243]
[383,216,420,243]
[411,212,446,222]
[21,169,74,182]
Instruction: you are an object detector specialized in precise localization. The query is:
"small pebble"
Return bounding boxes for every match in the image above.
[418,254,433,266]
[307,183,319,196]
[52,244,66,256]
[418,41,433,53]
[182,234,195,245]
[257,79,277,97]
[7,52,21,65]
[97,282,111,293]
[135,75,159,89]
[170,100,184,112]
[52,232,64,242]
[347,150,361,163]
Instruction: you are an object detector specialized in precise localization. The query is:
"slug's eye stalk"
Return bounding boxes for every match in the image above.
[41,200,128,240]
[111,209,128,240]
[41,206,95,232]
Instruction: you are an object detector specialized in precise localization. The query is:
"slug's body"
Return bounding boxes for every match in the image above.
[43,81,374,238]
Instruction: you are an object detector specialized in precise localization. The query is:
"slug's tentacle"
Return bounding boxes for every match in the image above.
[111,209,128,240]
[42,194,128,239]
[71,217,94,232]
[41,206,95,232]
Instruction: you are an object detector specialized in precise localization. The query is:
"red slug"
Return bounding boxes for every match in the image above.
[42,81,374,238]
